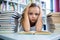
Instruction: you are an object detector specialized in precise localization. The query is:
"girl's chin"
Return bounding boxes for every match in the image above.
[31,21,35,23]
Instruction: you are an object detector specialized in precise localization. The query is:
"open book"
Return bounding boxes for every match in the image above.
[18,31,51,35]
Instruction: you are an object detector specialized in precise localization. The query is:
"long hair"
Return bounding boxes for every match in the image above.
[20,3,42,31]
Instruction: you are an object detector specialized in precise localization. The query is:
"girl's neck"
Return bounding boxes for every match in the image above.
[30,22,36,27]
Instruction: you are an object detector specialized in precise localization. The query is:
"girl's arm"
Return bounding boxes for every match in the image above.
[22,5,30,32]
[36,13,42,32]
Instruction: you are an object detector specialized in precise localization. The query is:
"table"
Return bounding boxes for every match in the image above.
[0,33,60,40]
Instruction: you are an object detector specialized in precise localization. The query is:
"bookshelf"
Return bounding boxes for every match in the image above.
[0,0,33,13]
[0,0,18,12]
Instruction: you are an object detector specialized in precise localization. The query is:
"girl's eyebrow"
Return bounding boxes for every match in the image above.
[35,13,39,14]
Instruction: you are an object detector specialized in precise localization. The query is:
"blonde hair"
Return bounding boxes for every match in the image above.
[20,3,42,31]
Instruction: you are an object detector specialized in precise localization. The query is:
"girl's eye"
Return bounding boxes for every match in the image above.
[35,13,39,15]
[29,13,33,15]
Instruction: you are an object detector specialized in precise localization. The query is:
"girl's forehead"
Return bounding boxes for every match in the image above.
[29,7,40,12]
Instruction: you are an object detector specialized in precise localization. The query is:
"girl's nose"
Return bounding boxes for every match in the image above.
[32,15,35,18]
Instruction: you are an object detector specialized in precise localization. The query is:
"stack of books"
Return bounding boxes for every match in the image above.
[47,12,60,33]
[0,12,16,34]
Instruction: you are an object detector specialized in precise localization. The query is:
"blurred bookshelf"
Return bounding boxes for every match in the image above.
[0,0,32,13]
[0,0,18,12]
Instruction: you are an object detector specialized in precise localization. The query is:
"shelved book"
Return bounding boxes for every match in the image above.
[0,1,6,11]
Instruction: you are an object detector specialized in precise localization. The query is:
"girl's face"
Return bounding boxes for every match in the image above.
[28,7,40,23]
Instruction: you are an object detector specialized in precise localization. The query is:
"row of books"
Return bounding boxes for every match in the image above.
[0,0,32,11]
[47,12,60,33]
[5,0,18,1]
[0,12,16,33]
[0,1,18,11]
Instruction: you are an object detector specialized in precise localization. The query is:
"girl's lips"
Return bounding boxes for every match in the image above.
[32,19,36,21]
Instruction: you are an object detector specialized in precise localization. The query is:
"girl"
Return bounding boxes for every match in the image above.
[20,3,43,32]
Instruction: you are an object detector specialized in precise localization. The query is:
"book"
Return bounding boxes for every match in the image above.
[47,13,60,28]
[0,4,1,10]
[47,24,60,33]
[0,18,14,20]
[18,31,51,35]
[14,3,18,11]
[47,17,60,24]
[9,3,14,11]
[47,12,60,17]
[0,28,14,30]
[0,20,15,22]
[0,31,14,34]
[34,31,51,35]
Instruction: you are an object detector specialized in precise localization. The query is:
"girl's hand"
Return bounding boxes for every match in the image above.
[22,4,31,32]
[35,5,43,32]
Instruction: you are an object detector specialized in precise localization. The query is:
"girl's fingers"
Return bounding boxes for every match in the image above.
[22,3,32,32]
[25,3,31,14]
